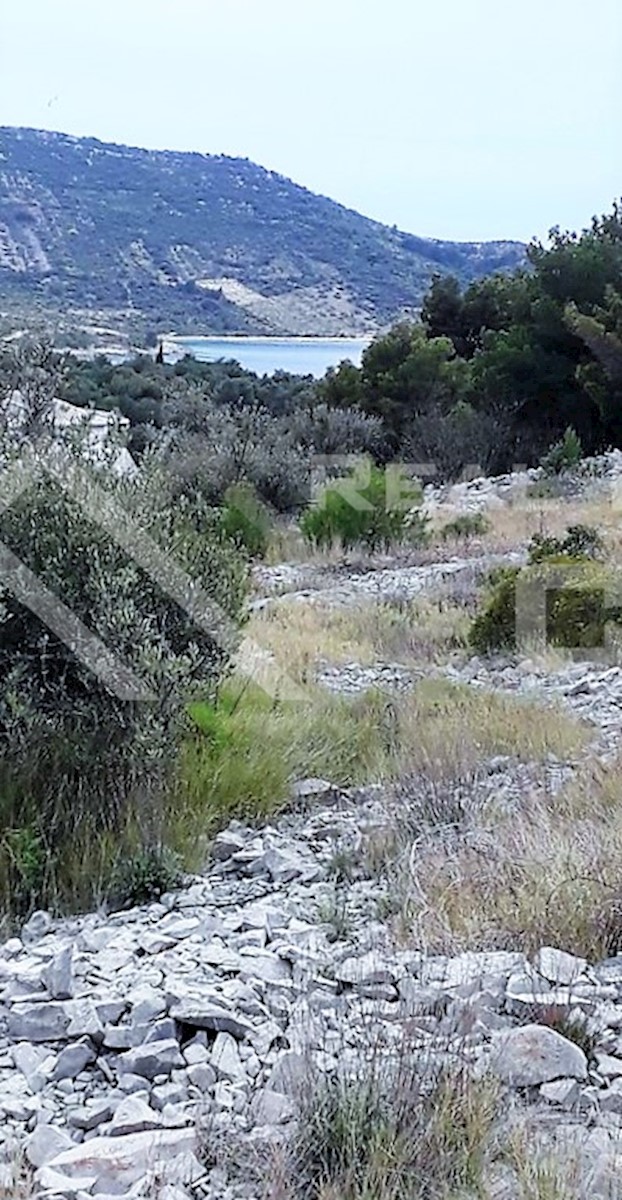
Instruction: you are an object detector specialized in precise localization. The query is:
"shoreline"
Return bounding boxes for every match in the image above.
[165,333,375,345]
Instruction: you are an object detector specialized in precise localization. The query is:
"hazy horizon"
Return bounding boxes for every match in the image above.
[1,0,620,244]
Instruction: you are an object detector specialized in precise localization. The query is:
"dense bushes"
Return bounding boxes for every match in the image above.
[157,386,384,515]
[159,394,311,513]
[321,201,622,476]
[0,446,248,920]
[301,461,428,552]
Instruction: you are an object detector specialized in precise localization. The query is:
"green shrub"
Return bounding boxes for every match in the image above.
[440,512,490,541]
[219,482,272,558]
[540,426,583,475]
[470,557,622,654]
[0,451,248,921]
[300,461,428,552]
[471,524,615,655]
[110,846,183,909]
[528,524,604,563]
[469,566,519,653]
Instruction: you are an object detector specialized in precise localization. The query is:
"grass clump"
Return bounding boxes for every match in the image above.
[301,460,428,552]
[440,512,490,541]
[356,680,589,955]
[170,675,582,880]
[286,1048,499,1200]
[377,747,622,961]
[392,678,588,777]
[169,681,396,870]
[504,1126,590,1200]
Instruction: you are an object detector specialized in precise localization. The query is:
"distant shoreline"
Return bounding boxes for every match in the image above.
[165,333,374,346]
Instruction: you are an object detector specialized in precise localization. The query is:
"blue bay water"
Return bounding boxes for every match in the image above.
[172,336,370,378]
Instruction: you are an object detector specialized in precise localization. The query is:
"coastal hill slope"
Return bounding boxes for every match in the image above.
[0,126,526,336]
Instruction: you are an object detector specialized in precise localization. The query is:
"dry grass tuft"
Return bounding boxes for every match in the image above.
[392,678,588,779]
[370,745,622,960]
[248,601,377,682]
[249,591,477,684]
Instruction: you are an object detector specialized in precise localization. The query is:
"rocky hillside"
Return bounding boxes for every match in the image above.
[5,456,622,1197]
[0,127,526,335]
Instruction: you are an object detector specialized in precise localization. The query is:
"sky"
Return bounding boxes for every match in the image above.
[1,0,620,243]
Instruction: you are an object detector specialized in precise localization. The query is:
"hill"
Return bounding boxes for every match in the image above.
[0,126,526,337]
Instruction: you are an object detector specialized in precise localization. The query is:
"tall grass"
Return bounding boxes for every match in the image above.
[169,681,396,871]
[279,1043,499,1200]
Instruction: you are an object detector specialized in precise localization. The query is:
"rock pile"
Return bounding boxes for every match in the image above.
[3,783,622,1198]
[254,551,523,611]
[423,446,622,515]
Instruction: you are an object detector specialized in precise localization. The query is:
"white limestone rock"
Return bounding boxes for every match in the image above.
[490,1024,588,1086]
[539,1078,580,1108]
[41,945,74,1000]
[8,1002,71,1042]
[21,911,53,945]
[25,1124,75,1168]
[39,1127,196,1192]
[534,947,589,987]
[52,1037,96,1081]
[168,996,253,1040]
[108,1094,162,1135]
[211,1032,247,1084]
[118,1038,184,1080]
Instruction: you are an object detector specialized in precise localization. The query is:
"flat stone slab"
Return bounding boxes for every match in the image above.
[39,1128,196,1192]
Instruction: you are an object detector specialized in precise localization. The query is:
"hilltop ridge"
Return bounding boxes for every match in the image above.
[0,126,526,336]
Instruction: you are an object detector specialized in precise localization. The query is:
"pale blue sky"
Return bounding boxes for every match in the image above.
[1,0,619,242]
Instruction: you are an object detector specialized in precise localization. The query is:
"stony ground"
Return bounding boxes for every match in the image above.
[4,457,622,1199]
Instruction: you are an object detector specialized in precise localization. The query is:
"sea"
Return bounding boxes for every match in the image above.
[170,336,370,378]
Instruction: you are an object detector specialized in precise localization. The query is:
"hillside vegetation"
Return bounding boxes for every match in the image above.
[0,126,525,336]
[4,204,622,1200]
[324,200,622,473]
[5,197,616,485]
[0,198,620,925]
